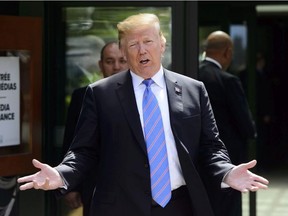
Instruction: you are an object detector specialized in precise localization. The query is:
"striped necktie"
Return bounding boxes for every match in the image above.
[142,78,171,207]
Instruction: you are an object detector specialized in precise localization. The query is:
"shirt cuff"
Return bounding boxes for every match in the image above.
[221,169,232,188]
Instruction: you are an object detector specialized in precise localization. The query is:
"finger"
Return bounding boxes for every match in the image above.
[252,181,269,190]
[19,182,34,190]
[249,184,267,192]
[249,186,259,192]
[17,174,36,183]
[33,180,41,189]
[254,175,269,185]
[241,188,249,193]
[249,172,269,184]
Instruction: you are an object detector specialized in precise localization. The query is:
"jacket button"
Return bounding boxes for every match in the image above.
[144,163,149,168]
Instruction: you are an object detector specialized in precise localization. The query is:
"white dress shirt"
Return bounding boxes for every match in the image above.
[130,66,186,190]
[205,57,222,69]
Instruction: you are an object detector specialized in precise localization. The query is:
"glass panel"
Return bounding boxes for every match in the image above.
[229,24,248,74]
[64,6,172,106]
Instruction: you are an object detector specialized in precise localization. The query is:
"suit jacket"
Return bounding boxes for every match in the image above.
[56,69,234,216]
[62,86,96,216]
[198,60,257,216]
[198,60,256,165]
[62,86,86,155]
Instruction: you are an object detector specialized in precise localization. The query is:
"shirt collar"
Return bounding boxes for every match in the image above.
[130,65,165,89]
[205,57,222,69]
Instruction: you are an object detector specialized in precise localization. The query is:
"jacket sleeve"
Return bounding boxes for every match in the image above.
[56,85,100,193]
[197,82,234,187]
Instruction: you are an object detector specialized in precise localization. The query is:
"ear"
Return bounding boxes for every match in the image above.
[98,60,104,72]
[160,39,166,54]
[224,47,232,59]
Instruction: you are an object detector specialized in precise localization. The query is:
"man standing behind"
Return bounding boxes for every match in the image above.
[98,41,129,78]
[62,41,128,216]
[198,31,257,216]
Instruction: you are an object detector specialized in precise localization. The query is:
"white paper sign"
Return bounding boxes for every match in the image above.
[0,57,20,147]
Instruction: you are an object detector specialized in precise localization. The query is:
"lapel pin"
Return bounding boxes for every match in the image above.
[175,86,182,95]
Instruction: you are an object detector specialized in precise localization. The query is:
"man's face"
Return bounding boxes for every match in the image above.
[120,26,165,79]
[99,43,128,77]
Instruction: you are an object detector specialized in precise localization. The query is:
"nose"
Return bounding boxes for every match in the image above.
[139,43,146,54]
[113,61,121,71]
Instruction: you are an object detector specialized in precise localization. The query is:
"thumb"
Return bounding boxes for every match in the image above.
[244,160,257,169]
[32,159,44,169]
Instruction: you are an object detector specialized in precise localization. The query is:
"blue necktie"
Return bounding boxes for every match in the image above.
[142,79,171,207]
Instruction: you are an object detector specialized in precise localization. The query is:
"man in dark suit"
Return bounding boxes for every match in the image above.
[18,14,268,216]
[198,31,257,216]
[61,41,128,216]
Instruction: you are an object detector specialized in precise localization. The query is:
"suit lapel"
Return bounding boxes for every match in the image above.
[164,71,189,153]
[115,71,147,154]
[165,70,214,215]
[164,70,183,122]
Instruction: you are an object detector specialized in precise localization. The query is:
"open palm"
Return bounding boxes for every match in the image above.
[224,160,269,193]
[18,159,63,191]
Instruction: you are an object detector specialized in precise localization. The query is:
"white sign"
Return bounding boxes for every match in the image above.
[0,57,20,147]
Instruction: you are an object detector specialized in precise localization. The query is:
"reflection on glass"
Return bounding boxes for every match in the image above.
[64,6,172,105]
[0,50,31,156]
[229,24,247,74]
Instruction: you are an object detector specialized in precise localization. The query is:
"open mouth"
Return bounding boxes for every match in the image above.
[140,59,150,64]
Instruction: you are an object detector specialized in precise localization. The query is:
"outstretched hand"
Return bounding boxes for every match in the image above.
[17,159,64,191]
[224,160,269,193]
